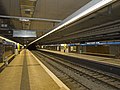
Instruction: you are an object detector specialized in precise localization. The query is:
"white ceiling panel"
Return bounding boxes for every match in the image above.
[31,0,91,37]
[33,0,91,19]
[30,21,54,31]
[0,0,93,44]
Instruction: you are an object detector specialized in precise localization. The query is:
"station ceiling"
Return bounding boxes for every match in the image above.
[0,0,120,45]
[0,0,91,44]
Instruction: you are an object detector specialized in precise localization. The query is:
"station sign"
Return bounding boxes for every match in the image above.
[68,43,80,46]
[80,41,120,46]
[13,30,36,37]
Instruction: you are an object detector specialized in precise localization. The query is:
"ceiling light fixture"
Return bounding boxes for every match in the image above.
[29,0,116,45]
[29,0,37,1]
[25,9,33,11]
[19,18,30,22]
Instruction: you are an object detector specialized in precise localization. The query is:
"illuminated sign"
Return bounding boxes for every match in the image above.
[13,30,36,37]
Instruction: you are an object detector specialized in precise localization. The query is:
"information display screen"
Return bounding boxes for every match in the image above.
[13,30,36,37]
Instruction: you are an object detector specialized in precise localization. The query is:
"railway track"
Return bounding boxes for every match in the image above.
[32,51,120,90]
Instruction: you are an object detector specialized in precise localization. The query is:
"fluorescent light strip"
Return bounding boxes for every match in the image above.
[0,36,23,46]
[29,0,37,1]
[29,0,116,45]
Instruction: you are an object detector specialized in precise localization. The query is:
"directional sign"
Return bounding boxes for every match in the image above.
[13,30,36,37]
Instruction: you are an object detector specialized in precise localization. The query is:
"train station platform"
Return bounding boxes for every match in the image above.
[39,49,120,67]
[0,49,69,90]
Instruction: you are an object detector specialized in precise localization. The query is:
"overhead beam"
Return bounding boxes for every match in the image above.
[0,15,62,23]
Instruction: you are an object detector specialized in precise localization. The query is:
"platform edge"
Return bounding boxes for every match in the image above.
[28,50,70,90]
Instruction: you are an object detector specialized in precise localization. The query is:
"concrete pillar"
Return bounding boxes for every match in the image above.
[66,46,69,53]
[57,46,59,51]
[82,46,86,52]
[77,45,83,53]
[76,46,79,53]
[14,44,18,55]
[68,46,71,53]
[59,46,61,51]
[15,49,18,55]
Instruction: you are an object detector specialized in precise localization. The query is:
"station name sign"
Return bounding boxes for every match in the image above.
[13,30,36,37]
